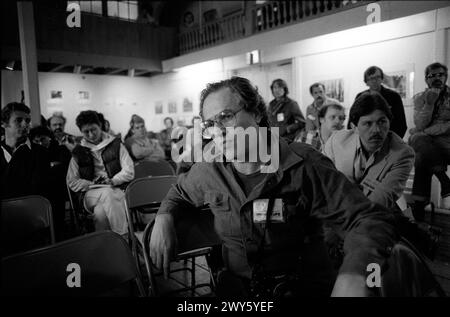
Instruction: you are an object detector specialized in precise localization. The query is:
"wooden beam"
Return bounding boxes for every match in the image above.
[80,67,93,74]
[107,68,125,75]
[17,2,41,125]
[50,64,68,72]
[134,70,151,76]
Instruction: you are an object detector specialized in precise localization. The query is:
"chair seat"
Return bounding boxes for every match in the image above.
[177,247,213,260]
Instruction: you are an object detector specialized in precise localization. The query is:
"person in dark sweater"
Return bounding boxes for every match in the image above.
[350,66,407,138]
[1,102,51,200]
[268,79,305,143]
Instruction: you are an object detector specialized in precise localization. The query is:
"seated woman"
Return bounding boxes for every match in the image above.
[125,114,165,162]
[66,111,134,235]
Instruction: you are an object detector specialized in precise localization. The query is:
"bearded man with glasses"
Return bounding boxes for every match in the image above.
[409,62,450,219]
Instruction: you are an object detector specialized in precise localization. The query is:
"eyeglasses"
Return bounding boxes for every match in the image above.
[201,107,244,139]
[426,72,447,79]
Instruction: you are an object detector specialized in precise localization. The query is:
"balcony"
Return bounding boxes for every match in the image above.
[178,0,369,55]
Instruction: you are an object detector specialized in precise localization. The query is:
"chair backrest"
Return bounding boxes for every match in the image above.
[134,160,175,178]
[1,231,146,296]
[125,175,178,210]
[124,176,178,258]
[380,237,446,297]
[1,195,55,256]
[142,207,222,296]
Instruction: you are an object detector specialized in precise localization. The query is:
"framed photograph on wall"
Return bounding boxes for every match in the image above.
[182,97,193,113]
[168,101,177,114]
[321,78,344,103]
[78,91,90,103]
[383,66,414,106]
[155,101,163,114]
[50,90,62,99]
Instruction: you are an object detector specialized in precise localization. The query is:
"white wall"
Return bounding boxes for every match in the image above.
[230,61,293,104]
[298,32,435,139]
[1,64,225,136]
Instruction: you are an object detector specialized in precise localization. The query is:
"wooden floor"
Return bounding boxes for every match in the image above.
[425,209,450,296]
[62,204,450,297]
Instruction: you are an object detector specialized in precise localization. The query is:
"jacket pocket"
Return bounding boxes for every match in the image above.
[204,190,232,236]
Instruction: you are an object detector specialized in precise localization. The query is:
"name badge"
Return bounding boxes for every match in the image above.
[307,114,316,121]
[277,113,285,122]
[253,198,285,223]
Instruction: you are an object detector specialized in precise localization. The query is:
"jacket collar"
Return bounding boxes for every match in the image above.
[81,132,114,152]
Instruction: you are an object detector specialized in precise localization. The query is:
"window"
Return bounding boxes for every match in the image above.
[67,1,102,15]
[107,1,138,21]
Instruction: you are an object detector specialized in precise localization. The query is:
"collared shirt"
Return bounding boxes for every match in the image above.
[353,137,382,184]
[1,138,32,163]
[305,97,342,132]
[158,138,398,279]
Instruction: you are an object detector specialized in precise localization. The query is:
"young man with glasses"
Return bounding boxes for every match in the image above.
[150,77,400,297]
[349,66,407,138]
[409,62,450,219]
[0,102,51,200]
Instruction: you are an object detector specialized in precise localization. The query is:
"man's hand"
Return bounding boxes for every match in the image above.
[71,181,91,192]
[331,273,369,297]
[150,213,178,279]
[424,88,441,106]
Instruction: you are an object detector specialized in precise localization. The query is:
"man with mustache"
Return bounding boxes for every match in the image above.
[349,66,407,138]
[305,83,343,135]
[409,62,450,220]
[324,92,414,210]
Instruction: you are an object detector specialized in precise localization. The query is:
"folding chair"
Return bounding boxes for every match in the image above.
[1,195,55,257]
[134,160,175,178]
[1,231,146,296]
[380,237,446,297]
[124,176,178,277]
[142,207,222,297]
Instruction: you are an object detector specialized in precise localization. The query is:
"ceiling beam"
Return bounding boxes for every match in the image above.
[107,68,125,75]
[134,70,151,76]
[49,64,68,72]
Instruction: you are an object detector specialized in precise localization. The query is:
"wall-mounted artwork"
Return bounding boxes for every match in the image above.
[168,101,177,114]
[383,64,415,105]
[321,78,344,102]
[183,97,193,113]
[383,71,408,99]
[155,101,163,114]
[78,91,90,101]
[50,90,62,99]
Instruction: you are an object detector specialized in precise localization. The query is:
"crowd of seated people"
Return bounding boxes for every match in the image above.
[1,62,449,297]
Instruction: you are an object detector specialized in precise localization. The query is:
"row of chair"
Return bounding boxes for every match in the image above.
[1,158,222,296]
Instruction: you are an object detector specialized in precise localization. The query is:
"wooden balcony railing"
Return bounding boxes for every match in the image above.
[179,11,245,55]
[178,1,368,55]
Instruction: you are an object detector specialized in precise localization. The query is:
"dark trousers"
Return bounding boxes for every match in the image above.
[216,239,337,298]
[409,133,450,201]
